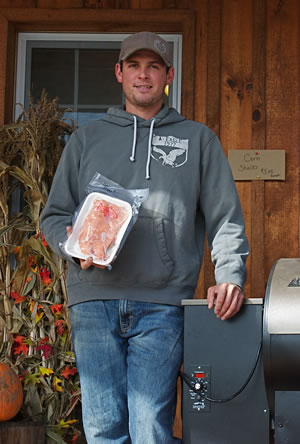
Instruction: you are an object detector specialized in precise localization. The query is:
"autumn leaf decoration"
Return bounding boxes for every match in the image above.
[0,92,82,442]
[13,335,29,356]
[61,366,78,380]
[10,291,26,304]
[39,266,52,286]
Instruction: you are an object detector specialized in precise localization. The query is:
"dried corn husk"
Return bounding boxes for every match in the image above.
[0,92,82,442]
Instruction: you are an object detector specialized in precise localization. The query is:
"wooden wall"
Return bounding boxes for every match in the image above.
[193,0,300,301]
[1,0,299,301]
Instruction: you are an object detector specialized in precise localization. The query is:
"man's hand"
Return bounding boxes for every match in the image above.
[66,226,105,270]
[207,283,244,320]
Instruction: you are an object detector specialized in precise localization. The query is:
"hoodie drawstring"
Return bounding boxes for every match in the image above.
[129,116,155,180]
[129,115,137,162]
[145,119,155,180]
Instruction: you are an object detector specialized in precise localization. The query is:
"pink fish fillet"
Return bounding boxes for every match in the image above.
[79,199,129,260]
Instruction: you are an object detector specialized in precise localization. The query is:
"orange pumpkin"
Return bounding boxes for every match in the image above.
[0,362,23,421]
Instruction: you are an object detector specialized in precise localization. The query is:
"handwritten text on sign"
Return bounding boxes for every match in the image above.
[228,150,285,180]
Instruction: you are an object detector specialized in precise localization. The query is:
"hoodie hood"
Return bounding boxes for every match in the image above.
[103,104,185,127]
[101,105,186,179]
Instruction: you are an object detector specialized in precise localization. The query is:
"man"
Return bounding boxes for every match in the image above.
[40,32,249,443]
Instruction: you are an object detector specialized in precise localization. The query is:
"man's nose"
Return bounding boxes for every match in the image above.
[138,67,149,78]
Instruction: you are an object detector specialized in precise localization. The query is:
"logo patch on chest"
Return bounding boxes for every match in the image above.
[151,134,189,168]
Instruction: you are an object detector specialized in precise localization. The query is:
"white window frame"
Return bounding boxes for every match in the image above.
[15,32,182,120]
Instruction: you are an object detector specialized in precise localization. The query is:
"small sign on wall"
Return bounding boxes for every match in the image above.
[228,150,285,180]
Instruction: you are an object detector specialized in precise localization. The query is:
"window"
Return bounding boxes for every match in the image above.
[16,33,182,126]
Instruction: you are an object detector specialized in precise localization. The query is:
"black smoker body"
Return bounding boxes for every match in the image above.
[182,258,300,444]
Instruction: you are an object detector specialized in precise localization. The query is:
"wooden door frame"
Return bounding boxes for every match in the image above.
[0,7,195,125]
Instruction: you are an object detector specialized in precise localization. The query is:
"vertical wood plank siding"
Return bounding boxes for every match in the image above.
[0,14,8,125]
[265,0,300,279]
[220,0,253,298]
[200,0,222,296]
[251,0,266,299]
[192,0,209,300]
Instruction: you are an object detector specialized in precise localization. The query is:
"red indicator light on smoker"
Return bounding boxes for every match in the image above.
[194,372,205,378]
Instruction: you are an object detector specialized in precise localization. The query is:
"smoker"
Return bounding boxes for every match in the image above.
[263,258,300,443]
[181,298,270,443]
[181,258,300,443]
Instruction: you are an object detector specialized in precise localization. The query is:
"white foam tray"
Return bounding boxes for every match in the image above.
[65,192,132,266]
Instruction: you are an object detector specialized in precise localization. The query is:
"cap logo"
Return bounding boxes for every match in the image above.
[154,39,167,54]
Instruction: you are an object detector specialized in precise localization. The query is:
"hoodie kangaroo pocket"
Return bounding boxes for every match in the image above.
[78,216,175,286]
[112,216,174,284]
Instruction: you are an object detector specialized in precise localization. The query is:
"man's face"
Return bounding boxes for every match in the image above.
[115,49,174,118]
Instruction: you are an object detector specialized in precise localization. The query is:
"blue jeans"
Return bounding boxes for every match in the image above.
[69,299,184,444]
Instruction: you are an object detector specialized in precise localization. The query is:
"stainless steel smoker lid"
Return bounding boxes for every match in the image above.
[181,298,263,305]
[265,258,300,334]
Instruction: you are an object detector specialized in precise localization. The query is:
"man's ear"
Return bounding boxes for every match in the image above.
[115,63,123,83]
[166,66,175,86]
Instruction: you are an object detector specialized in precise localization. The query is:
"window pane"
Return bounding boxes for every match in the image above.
[17,33,181,123]
[64,110,106,128]
[78,49,121,106]
[31,48,75,104]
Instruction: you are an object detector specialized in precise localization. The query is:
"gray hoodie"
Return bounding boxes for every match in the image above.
[40,105,249,307]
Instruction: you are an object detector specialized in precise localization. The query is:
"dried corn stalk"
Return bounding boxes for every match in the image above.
[0,92,83,443]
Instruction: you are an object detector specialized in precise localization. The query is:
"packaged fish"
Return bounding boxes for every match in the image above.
[64,173,149,267]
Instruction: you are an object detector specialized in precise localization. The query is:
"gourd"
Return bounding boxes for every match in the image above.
[0,362,23,421]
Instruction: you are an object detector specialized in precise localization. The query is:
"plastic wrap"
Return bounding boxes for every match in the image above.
[64,173,149,267]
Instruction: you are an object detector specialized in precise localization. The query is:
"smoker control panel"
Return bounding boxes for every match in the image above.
[186,365,211,412]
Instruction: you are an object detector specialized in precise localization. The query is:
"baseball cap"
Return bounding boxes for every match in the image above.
[119,32,172,68]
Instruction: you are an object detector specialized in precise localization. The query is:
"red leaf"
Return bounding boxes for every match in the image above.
[39,266,52,286]
[13,335,29,355]
[71,431,79,443]
[50,304,64,314]
[28,256,35,268]
[14,343,29,355]
[54,319,65,336]
[36,344,54,360]
[14,335,26,344]
[61,366,77,380]
[40,232,48,246]
[35,232,48,246]
[10,291,26,304]
[38,336,49,344]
